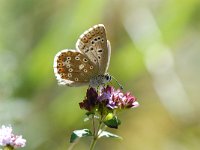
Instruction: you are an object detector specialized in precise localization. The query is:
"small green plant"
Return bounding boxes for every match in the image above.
[70,86,139,150]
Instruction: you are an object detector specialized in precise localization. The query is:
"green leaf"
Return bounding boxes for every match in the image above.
[104,115,121,129]
[98,130,122,139]
[70,129,92,143]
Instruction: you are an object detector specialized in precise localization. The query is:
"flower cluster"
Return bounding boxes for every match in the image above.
[79,86,139,113]
[79,88,98,112]
[0,125,26,149]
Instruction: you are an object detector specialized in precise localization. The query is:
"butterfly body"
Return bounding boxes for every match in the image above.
[89,74,112,88]
[54,24,111,88]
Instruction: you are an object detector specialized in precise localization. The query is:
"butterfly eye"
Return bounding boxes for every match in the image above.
[105,75,111,81]
[106,76,109,80]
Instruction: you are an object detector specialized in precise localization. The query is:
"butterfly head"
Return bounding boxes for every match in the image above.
[89,74,112,88]
[89,74,123,89]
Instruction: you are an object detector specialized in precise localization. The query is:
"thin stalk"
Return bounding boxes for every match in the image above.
[92,114,96,136]
[89,136,98,150]
[89,115,105,150]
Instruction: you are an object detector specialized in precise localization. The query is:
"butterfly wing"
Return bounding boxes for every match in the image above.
[76,24,111,74]
[53,49,98,86]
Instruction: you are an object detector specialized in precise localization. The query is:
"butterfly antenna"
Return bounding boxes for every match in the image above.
[111,76,123,90]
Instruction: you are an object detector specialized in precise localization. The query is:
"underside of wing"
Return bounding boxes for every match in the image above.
[53,49,98,86]
[76,24,111,75]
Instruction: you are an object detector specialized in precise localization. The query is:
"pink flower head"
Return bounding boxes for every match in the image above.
[79,86,139,113]
[0,125,13,146]
[99,86,139,109]
[12,135,26,149]
[0,125,26,149]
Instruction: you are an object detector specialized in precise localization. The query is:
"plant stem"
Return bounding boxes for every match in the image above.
[89,136,98,150]
[89,114,106,150]
[92,114,96,136]
[89,121,100,150]
[90,122,101,150]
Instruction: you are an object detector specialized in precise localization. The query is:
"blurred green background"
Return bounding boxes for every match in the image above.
[0,0,200,149]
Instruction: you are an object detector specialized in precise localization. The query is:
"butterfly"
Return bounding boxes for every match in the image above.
[53,24,114,88]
